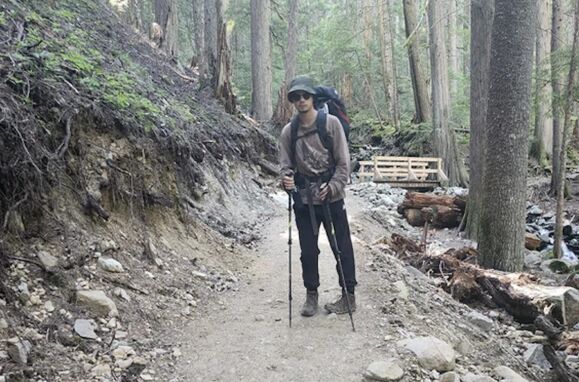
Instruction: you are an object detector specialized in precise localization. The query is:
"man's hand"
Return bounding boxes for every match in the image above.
[282,175,295,191]
[319,182,331,201]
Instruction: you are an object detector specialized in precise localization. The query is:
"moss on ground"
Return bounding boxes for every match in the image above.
[3,0,199,135]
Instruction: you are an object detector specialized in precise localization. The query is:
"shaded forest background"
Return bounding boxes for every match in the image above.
[112,0,578,161]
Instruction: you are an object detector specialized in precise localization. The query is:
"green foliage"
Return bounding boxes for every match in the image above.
[53,8,75,22]
[4,0,185,134]
[61,50,97,73]
[102,73,160,120]
[171,102,197,123]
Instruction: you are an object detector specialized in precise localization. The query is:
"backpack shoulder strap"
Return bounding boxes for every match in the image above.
[315,111,331,152]
[290,116,300,168]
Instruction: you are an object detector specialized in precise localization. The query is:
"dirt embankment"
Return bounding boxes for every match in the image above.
[0,1,279,380]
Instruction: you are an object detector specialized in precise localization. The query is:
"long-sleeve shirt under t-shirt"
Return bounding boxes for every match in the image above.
[279,113,350,205]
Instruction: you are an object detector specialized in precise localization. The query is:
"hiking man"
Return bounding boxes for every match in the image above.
[279,75,357,317]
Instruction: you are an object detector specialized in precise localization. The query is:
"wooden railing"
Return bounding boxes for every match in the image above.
[356,156,448,189]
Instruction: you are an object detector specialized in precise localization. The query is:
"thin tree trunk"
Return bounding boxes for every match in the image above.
[428,0,468,187]
[554,0,579,259]
[191,0,206,75]
[250,0,273,120]
[531,0,553,165]
[378,0,393,123]
[550,0,563,195]
[214,0,236,113]
[403,0,432,123]
[204,0,218,88]
[386,0,401,130]
[467,0,494,241]
[340,73,353,105]
[362,0,375,106]
[356,52,385,127]
[154,0,178,58]
[126,0,143,31]
[272,0,299,127]
[448,0,459,99]
[479,0,535,272]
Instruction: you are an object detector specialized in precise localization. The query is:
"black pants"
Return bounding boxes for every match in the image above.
[294,199,357,293]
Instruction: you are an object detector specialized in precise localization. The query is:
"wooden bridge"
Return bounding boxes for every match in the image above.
[356,156,448,190]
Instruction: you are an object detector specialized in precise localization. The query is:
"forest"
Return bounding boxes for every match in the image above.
[0,0,578,381]
[115,0,579,271]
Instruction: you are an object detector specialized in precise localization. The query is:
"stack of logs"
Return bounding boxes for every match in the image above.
[397,192,467,228]
[396,192,559,251]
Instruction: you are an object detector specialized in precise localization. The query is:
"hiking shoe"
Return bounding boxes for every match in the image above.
[324,291,356,315]
[300,290,319,317]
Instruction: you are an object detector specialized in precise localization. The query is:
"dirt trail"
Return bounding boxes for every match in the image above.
[170,193,388,382]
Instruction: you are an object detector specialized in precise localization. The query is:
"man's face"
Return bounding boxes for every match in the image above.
[289,91,314,113]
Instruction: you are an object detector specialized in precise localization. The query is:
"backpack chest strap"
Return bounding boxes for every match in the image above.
[289,111,332,168]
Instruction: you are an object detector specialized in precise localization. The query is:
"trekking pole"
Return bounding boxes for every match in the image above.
[322,201,355,332]
[287,191,293,328]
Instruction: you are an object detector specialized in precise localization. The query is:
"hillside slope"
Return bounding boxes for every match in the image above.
[0,0,278,380]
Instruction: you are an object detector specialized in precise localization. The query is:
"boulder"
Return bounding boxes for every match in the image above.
[91,363,112,378]
[7,339,32,365]
[440,372,460,382]
[402,336,456,372]
[37,251,59,271]
[466,311,494,331]
[364,359,405,381]
[493,366,528,382]
[74,319,98,339]
[112,345,136,360]
[97,257,124,273]
[77,290,118,317]
[463,373,497,382]
[523,344,550,370]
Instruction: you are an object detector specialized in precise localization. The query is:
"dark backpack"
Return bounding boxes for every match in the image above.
[289,86,350,167]
[314,86,351,141]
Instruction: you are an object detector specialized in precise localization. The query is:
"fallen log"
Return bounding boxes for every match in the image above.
[404,208,425,227]
[389,234,579,345]
[525,232,541,251]
[390,234,579,378]
[421,205,462,228]
[398,192,465,228]
[400,191,466,211]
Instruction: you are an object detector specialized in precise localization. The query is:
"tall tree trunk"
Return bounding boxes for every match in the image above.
[479,0,535,272]
[461,0,471,99]
[362,0,375,106]
[154,0,178,58]
[272,0,299,127]
[204,0,218,88]
[214,0,236,113]
[550,0,563,195]
[191,0,206,75]
[531,0,553,165]
[126,0,143,31]
[250,0,273,121]
[467,0,494,241]
[554,0,579,258]
[448,0,459,100]
[378,0,400,129]
[428,0,468,187]
[340,73,353,105]
[378,0,393,122]
[386,0,401,131]
[403,0,432,123]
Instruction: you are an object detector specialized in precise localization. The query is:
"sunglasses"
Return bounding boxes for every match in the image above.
[288,92,312,103]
